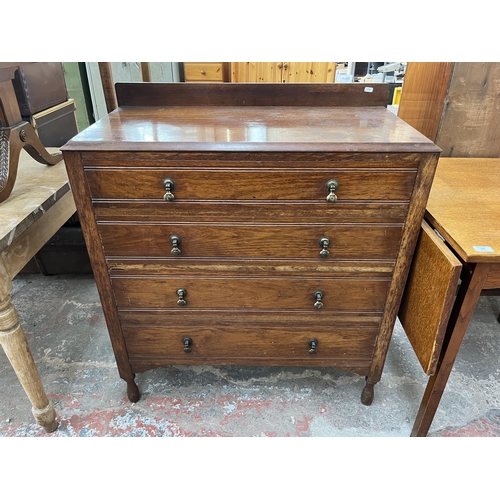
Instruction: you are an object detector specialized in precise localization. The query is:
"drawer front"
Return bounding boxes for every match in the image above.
[107,258,395,278]
[98,222,404,260]
[94,200,410,224]
[111,276,391,312]
[183,62,227,82]
[85,168,416,202]
[122,323,379,360]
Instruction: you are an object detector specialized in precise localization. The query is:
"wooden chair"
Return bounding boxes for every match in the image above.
[0,63,62,203]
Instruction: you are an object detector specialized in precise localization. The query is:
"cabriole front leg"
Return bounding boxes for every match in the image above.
[0,295,58,432]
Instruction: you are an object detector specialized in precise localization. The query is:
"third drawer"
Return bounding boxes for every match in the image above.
[111,275,391,312]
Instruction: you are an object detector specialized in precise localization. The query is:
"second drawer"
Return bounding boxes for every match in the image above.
[98,222,404,260]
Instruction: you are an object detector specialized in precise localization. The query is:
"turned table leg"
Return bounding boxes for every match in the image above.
[0,295,58,432]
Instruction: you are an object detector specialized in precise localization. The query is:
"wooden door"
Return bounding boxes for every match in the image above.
[231,62,336,83]
[283,62,336,83]
[231,62,283,82]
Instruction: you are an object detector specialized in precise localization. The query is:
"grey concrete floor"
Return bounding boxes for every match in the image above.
[1,273,499,437]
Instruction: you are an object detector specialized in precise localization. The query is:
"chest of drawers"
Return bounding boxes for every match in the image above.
[62,83,440,405]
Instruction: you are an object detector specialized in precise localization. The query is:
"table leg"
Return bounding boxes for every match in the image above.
[0,295,58,432]
[411,263,490,437]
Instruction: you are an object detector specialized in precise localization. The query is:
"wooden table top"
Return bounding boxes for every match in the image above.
[425,157,500,263]
[0,149,71,253]
[62,105,439,153]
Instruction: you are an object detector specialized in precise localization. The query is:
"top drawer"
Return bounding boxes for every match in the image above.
[182,62,229,82]
[85,168,417,203]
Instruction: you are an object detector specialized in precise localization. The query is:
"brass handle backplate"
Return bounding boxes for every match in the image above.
[183,337,192,353]
[318,237,330,258]
[170,235,181,256]
[313,290,324,309]
[326,179,339,202]
[162,177,175,201]
[308,338,318,354]
[176,288,187,306]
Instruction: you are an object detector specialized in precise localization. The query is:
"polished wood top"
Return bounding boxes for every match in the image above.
[0,149,71,252]
[63,82,439,153]
[425,157,500,263]
[63,105,439,153]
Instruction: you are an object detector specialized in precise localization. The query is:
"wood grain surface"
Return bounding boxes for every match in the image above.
[398,62,454,141]
[98,222,403,260]
[62,83,439,401]
[0,149,72,252]
[62,97,439,154]
[85,168,417,201]
[122,323,378,359]
[93,200,410,224]
[114,82,388,107]
[111,276,391,311]
[437,62,500,157]
[398,220,462,375]
[426,158,500,262]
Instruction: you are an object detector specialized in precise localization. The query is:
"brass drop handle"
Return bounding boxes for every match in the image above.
[313,290,324,309]
[176,288,187,306]
[183,337,192,353]
[326,179,339,202]
[308,338,318,354]
[318,237,330,258]
[170,235,181,256]
[162,178,175,201]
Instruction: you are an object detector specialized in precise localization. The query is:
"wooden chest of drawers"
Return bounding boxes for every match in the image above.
[62,83,440,405]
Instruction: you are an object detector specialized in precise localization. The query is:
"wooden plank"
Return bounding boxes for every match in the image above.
[437,62,500,157]
[140,62,151,82]
[398,62,454,141]
[30,98,75,121]
[1,191,75,278]
[231,62,282,82]
[115,82,390,107]
[0,149,72,251]
[398,220,462,375]
[284,62,336,83]
[97,62,117,113]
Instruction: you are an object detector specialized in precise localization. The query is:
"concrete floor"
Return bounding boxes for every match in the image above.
[1,273,499,437]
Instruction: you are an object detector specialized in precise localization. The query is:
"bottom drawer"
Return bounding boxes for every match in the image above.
[119,312,379,373]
